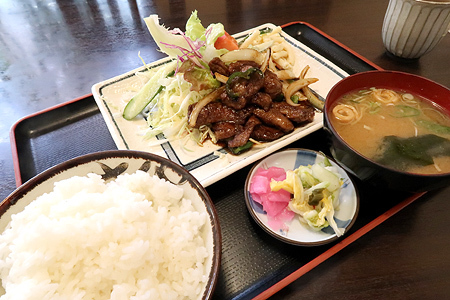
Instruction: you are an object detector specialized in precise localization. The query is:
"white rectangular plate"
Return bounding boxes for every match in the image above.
[92,23,349,187]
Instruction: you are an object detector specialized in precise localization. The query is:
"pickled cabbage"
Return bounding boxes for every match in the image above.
[270,159,344,236]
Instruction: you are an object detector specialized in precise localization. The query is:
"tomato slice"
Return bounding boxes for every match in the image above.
[214,31,239,51]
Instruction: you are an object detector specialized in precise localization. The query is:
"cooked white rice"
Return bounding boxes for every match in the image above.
[0,171,209,300]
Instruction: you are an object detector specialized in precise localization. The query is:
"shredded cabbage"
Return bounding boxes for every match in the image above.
[142,73,209,142]
[127,11,228,143]
[270,158,344,236]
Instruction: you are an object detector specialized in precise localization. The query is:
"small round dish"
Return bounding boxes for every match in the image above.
[244,148,359,246]
[0,150,221,300]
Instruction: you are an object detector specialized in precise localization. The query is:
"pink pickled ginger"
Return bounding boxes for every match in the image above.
[249,167,295,232]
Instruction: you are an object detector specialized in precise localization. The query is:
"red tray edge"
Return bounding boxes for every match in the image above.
[253,191,425,300]
[9,93,93,187]
[282,21,384,72]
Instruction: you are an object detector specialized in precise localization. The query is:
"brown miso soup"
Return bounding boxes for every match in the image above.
[330,88,450,174]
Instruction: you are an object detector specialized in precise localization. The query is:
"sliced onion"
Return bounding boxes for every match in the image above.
[302,85,324,110]
[299,65,324,110]
[214,72,229,84]
[284,78,319,106]
[220,48,265,65]
[188,86,225,128]
[299,65,309,79]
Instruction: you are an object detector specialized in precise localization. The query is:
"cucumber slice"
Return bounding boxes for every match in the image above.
[123,62,176,120]
[311,163,341,192]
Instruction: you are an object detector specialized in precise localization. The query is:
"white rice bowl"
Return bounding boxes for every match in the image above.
[0,152,220,300]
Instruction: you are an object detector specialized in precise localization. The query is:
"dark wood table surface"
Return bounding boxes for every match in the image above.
[1,1,449,299]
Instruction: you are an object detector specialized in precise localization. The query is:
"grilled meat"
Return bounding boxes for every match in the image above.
[190,102,245,128]
[228,60,261,73]
[191,56,316,153]
[228,116,261,148]
[249,92,272,111]
[212,122,243,140]
[209,57,230,76]
[251,124,285,141]
[263,69,283,99]
[271,101,315,124]
[252,107,295,133]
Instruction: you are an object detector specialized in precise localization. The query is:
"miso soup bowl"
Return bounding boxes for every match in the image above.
[323,70,450,192]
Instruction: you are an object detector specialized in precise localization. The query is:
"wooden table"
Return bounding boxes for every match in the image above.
[0,0,449,299]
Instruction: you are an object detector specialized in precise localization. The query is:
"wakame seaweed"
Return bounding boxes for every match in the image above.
[375,134,450,171]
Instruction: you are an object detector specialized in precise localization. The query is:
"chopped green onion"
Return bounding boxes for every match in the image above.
[368,101,381,114]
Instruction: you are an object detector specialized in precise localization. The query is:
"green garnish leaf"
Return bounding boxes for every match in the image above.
[230,141,253,154]
[390,105,420,118]
[416,120,450,135]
